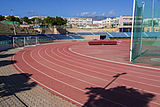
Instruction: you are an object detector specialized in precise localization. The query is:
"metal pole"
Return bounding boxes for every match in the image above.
[24,37,25,47]
[130,0,136,62]
[13,37,15,47]
[140,1,145,55]
[104,73,127,89]
[36,37,38,45]
[151,0,155,32]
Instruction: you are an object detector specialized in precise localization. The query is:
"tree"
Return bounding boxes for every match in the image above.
[55,16,67,25]
[6,16,17,35]
[31,18,42,25]
[0,15,5,21]
[20,17,32,24]
[6,15,16,22]
[43,16,67,27]
[43,16,55,26]
[15,17,20,23]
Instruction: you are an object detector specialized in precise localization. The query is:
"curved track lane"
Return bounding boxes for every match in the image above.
[13,42,160,107]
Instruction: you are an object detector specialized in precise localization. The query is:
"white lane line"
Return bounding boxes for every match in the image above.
[65,46,160,76]
[51,46,160,96]
[48,46,160,105]
[15,50,128,107]
[69,48,160,71]
[54,47,160,88]
[13,45,160,106]
[12,55,83,106]
[67,48,160,94]
[36,47,107,82]
[63,47,160,81]
[32,47,98,86]
[23,51,85,92]
[62,47,160,82]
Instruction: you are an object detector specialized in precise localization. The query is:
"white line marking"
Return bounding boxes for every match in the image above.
[69,48,160,71]
[62,45,160,78]
[53,47,160,88]
[14,51,128,107]
[23,51,85,92]
[32,47,98,86]
[62,47,160,81]
[12,55,83,106]
[68,48,160,95]
[13,45,160,106]
[51,46,160,96]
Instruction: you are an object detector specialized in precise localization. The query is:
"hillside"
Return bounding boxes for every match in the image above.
[0,21,36,35]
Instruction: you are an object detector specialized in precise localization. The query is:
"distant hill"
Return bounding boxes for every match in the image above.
[0,21,13,34]
[90,16,107,21]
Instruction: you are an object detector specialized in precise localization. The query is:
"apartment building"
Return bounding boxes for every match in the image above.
[143,18,160,32]
[92,18,114,28]
[28,16,46,20]
[63,17,93,27]
[101,18,114,28]
[63,16,133,31]
[93,20,103,28]
[118,16,133,32]
[113,17,119,28]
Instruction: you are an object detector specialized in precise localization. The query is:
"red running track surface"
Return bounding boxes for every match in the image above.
[13,41,160,107]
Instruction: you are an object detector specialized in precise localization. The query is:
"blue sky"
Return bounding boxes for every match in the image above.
[0,0,134,17]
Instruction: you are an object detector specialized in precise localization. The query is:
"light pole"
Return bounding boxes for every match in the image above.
[9,9,17,35]
[130,0,136,62]
[10,9,14,16]
[151,0,155,32]
[140,1,145,55]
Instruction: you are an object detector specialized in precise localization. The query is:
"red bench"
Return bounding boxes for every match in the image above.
[88,40,117,45]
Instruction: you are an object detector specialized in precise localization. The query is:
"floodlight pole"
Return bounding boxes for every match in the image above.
[140,1,145,55]
[130,0,136,62]
[24,37,25,47]
[36,37,38,45]
[151,0,155,32]
[13,37,15,47]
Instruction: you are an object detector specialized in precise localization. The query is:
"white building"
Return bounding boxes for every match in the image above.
[101,18,114,28]
[118,16,133,32]
[92,18,114,28]
[92,21,104,28]
[113,17,119,28]
[63,17,93,27]
[28,16,46,20]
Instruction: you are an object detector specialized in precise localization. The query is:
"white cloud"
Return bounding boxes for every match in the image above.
[91,12,97,16]
[101,12,106,16]
[108,10,116,16]
[77,12,89,16]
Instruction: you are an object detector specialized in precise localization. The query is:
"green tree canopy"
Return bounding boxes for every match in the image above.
[20,17,32,24]
[6,15,17,22]
[31,17,43,25]
[19,16,67,26]
[43,16,67,26]
[55,16,67,25]
[43,16,55,26]
[0,15,5,21]
[15,17,20,23]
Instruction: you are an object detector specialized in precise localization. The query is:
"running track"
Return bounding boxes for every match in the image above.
[13,41,160,107]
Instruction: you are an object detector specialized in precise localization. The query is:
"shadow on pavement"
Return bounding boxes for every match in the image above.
[0,73,37,97]
[83,73,155,107]
[0,53,15,58]
[0,60,17,67]
[83,86,155,107]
